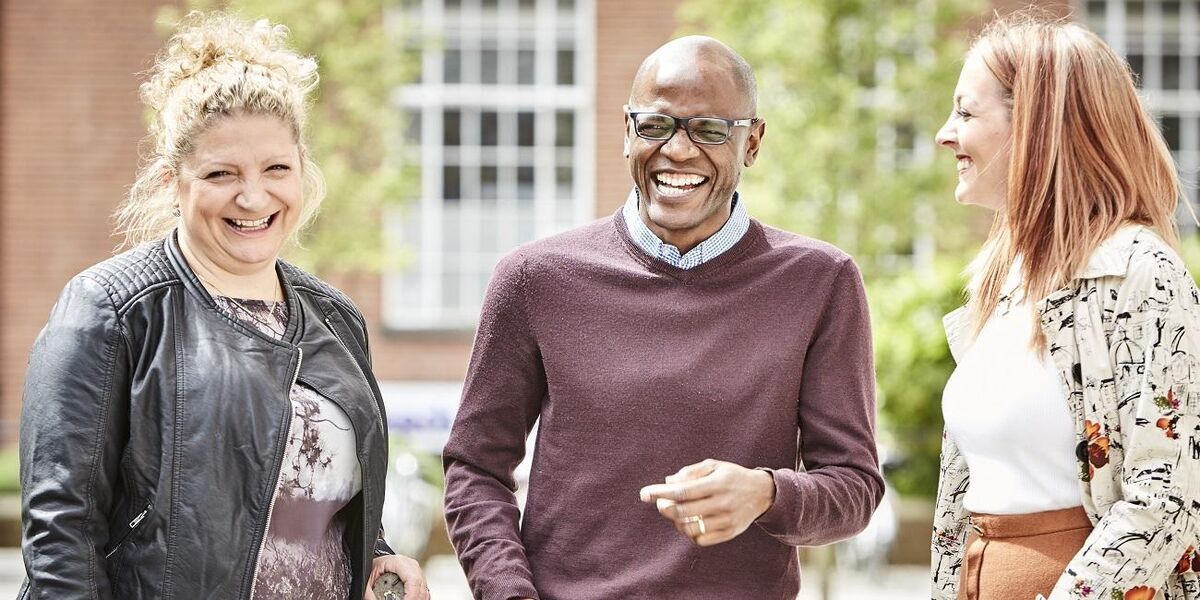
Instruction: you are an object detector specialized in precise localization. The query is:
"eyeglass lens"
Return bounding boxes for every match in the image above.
[634,113,731,144]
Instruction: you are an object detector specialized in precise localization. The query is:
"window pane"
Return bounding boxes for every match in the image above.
[556,166,573,197]
[442,271,461,311]
[443,109,461,146]
[556,49,575,85]
[480,206,499,252]
[405,109,421,144]
[557,0,575,11]
[518,166,535,200]
[518,49,535,85]
[1126,1,1144,33]
[444,165,461,200]
[444,49,462,83]
[482,49,499,85]
[1163,1,1182,34]
[556,111,574,147]
[518,214,535,241]
[1128,54,1145,87]
[518,112,535,147]
[895,123,915,153]
[481,165,498,200]
[442,205,460,253]
[1164,55,1181,90]
[1161,115,1181,151]
[482,111,498,146]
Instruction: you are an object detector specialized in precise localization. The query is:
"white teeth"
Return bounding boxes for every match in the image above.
[229,216,271,231]
[653,173,708,192]
[957,158,972,171]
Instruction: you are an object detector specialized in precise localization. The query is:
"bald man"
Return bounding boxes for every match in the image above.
[442,36,883,600]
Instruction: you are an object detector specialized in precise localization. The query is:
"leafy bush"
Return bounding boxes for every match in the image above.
[0,446,19,494]
[868,260,967,498]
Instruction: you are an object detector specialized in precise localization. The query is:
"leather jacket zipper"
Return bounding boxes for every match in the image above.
[247,346,302,598]
[324,316,386,433]
[103,501,153,559]
[304,321,385,575]
[324,317,346,346]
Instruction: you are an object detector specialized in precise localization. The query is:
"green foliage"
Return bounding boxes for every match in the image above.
[677,0,985,498]
[0,446,19,494]
[676,0,984,277]
[867,260,966,498]
[869,233,1200,499]
[161,0,416,275]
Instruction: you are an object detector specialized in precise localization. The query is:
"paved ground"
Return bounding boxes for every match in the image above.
[423,554,930,600]
[0,549,928,599]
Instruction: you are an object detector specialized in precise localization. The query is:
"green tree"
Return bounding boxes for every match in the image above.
[162,0,416,274]
[678,0,986,498]
[868,261,965,497]
[677,0,984,276]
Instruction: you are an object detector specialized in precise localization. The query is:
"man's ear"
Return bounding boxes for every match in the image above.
[622,105,632,158]
[743,119,765,168]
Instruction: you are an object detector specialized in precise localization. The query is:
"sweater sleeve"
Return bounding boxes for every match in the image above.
[753,257,884,546]
[20,275,129,599]
[443,251,545,600]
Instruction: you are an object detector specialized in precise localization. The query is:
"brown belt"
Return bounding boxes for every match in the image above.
[963,506,1093,600]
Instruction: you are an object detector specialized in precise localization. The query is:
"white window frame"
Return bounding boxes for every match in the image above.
[384,0,595,330]
[1083,0,1200,213]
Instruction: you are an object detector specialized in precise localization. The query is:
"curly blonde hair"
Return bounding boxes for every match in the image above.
[116,12,326,247]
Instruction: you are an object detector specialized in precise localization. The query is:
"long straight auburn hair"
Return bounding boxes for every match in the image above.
[966,12,1184,349]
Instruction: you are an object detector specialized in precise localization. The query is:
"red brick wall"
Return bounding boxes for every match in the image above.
[0,0,692,411]
[0,0,177,443]
[323,272,475,382]
[594,0,686,217]
[353,0,689,382]
[0,0,1063,441]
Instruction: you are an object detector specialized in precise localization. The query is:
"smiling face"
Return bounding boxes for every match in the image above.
[175,112,302,282]
[624,42,764,253]
[935,52,1013,211]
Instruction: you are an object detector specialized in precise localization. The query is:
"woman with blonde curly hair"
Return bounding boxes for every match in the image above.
[931,10,1200,600]
[18,13,426,599]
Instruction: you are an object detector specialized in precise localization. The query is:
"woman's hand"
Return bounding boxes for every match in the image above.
[364,554,429,600]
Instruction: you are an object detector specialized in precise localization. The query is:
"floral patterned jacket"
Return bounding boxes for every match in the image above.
[931,225,1200,600]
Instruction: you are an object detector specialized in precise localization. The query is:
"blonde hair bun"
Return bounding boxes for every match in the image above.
[117,12,326,248]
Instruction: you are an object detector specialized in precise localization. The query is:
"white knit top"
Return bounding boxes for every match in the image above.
[942,292,1082,515]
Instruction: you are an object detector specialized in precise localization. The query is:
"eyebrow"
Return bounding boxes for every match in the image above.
[193,155,295,169]
[954,94,978,109]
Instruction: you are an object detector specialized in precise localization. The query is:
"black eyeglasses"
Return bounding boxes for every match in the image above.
[626,111,759,145]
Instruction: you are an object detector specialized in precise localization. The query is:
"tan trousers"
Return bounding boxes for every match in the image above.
[959,506,1093,600]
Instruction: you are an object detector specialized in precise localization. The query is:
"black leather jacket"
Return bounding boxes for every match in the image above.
[19,235,392,599]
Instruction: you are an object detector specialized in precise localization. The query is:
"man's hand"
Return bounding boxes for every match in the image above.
[363,554,429,600]
[638,458,777,546]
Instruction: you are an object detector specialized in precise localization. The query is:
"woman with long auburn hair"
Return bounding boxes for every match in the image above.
[931,11,1200,600]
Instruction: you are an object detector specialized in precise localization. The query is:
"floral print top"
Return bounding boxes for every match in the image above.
[213,297,363,600]
[932,226,1200,600]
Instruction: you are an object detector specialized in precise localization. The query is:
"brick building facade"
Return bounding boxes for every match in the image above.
[1,0,1189,449]
[0,0,682,444]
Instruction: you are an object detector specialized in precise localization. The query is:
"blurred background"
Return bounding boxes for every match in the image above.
[0,0,1197,597]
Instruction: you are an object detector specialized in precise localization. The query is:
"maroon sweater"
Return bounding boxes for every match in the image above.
[443,209,882,600]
